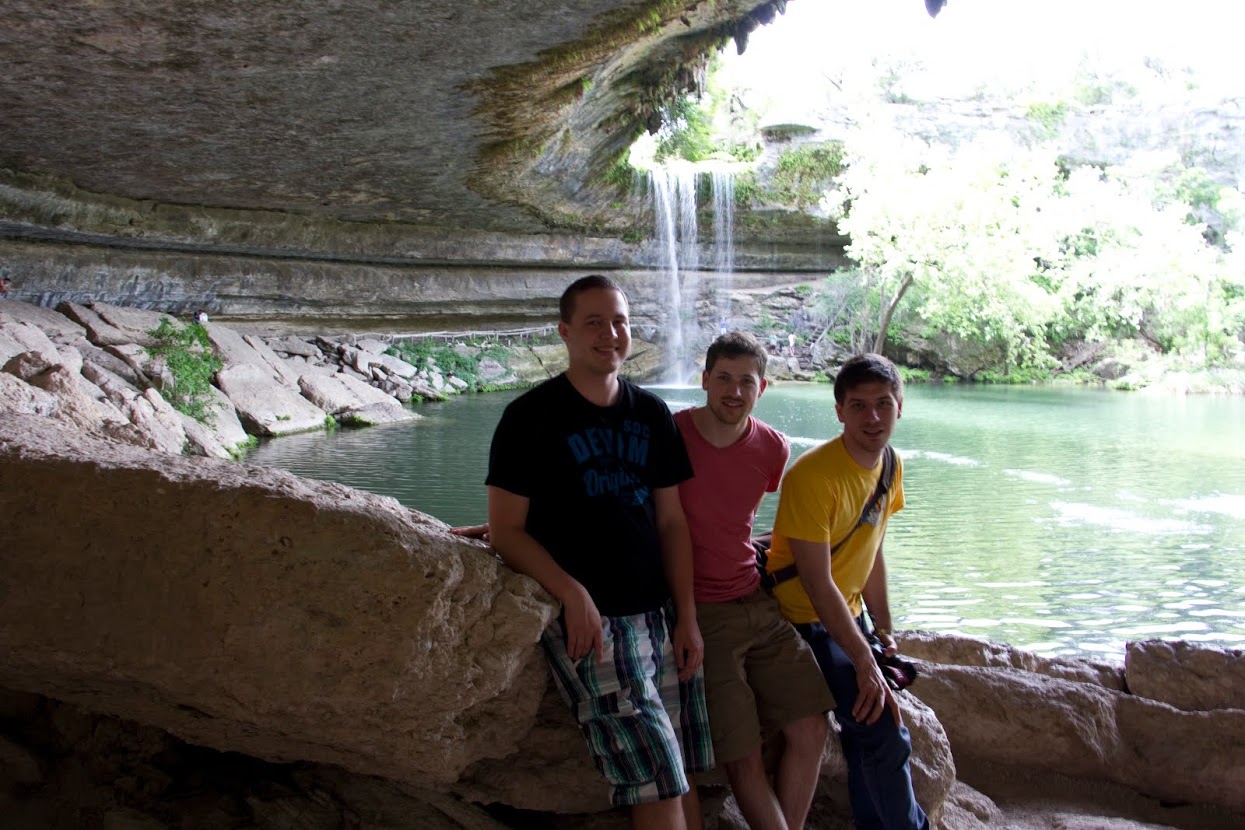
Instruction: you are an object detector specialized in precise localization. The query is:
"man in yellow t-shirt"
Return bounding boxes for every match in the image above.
[766,353,929,830]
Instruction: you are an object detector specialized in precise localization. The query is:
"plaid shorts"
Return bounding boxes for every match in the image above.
[541,603,715,806]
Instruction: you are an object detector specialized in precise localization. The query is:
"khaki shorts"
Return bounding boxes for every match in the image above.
[698,589,835,764]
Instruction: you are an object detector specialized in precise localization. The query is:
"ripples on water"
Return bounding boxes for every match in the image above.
[246,383,1245,661]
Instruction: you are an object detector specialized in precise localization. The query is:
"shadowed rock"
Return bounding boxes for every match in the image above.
[0,414,557,791]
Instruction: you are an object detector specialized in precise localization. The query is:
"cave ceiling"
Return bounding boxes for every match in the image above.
[0,0,786,238]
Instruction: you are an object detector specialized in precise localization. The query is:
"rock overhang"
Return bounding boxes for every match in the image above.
[0,0,790,242]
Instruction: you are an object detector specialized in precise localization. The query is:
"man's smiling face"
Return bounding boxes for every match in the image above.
[836,380,902,455]
[702,354,766,427]
[558,286,631,375]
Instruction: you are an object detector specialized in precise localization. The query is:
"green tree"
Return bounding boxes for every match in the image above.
[832,131,1065,366]
[1049,161,1241,364]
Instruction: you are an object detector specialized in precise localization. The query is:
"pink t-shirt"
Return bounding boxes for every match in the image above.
[675,408,790,603]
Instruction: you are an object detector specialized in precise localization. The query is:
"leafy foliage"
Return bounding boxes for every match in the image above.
[145,318,223,424]
[387,339,511,393]
[825,127,1244,371]
[655,96,717,163]
[768,143,845,208]
[1026,101,1068,140]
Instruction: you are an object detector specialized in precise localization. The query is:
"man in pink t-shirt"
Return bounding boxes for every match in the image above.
[676,332,834,830]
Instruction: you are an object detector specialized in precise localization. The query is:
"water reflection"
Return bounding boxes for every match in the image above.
[245,382,1245,661]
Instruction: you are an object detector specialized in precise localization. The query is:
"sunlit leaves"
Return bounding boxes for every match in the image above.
[829,125,1242,369]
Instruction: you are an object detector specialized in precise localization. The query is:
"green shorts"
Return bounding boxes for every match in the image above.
[542,603,715,806]
[698,589,835,764]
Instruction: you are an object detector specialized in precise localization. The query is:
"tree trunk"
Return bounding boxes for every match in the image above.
[872,274,914,354]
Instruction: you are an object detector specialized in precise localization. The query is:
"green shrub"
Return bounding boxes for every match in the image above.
[655,96,717,163]
[733,171,760,208]
[898,366,931,383]
[601,157,637,191]
[145,318,223,424]
[768,142,845,208]
[388,339,514,393]
[1026,100,1068,139]
[975,366,1053,384]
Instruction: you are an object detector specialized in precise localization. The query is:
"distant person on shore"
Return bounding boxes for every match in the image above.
[483,274,712,828]
[0,276,10,298]
[193,309,209,324]
[676,331,833,830]
[762,352,929,830]
[786,332,796,356]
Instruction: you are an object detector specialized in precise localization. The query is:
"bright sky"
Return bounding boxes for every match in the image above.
[723,0,1245,105]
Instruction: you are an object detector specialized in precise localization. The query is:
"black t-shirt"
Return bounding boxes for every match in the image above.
[486,374,693,616]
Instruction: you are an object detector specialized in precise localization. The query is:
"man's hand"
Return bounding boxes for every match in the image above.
[559,580,605,664]
[672,616,704,681]
[853,659,903,727]
[450,523,490,542]
[875,628,898,658]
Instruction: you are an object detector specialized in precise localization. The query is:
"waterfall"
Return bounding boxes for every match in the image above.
[649,163,700,384]
[711,169,735,333]
[648,163,737,385]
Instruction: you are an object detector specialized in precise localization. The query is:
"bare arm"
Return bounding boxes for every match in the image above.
[487,485,603,663]
[653,485,702,680]
[861,541,896,656]
[790,538,899,725]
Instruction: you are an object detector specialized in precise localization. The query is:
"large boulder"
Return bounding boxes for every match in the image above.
[216,363,328,436]
[901,630,1125,689]
[298,371,420,424]
[0,300,88,341]
[0,414,557,792]
[204,323,297,385]
[1124,639,1245,712]
[58,302,155,347]
[909,655,1245,814]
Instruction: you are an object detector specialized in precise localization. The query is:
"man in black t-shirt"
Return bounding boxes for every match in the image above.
[487,275,713,828]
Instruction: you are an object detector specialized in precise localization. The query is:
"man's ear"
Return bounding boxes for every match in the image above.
[701,370,710,391]
[557,321,569,342]
[758,377,768,395]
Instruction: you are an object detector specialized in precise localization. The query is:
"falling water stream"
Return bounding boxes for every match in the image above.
[647,162,737,383]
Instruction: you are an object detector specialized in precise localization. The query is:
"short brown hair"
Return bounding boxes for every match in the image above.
[705,331,768,378]
[559,275,625,323]
[833,353,903,404]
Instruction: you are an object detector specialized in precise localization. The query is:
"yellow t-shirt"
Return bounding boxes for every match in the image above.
[768,436,904,623]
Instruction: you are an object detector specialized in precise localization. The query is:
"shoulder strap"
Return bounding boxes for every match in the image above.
[829,444,896,555]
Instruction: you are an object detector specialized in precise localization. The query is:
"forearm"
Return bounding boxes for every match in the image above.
[489,526,579,603]
[653,486,696,619]
[805,579,875,667]
[789,539,874,668]
[658,520,696,619]
[861,545,893,633]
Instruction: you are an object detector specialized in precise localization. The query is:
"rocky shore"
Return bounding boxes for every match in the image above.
[1,299,1243,829]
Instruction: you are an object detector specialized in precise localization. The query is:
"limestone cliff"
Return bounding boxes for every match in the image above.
[0,1,843,331]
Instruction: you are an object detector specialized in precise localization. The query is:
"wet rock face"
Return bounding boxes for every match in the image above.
[0,1,772,235]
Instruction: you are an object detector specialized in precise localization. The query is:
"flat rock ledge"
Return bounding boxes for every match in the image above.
[0,299,438,458]
[0,412,1242,828]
